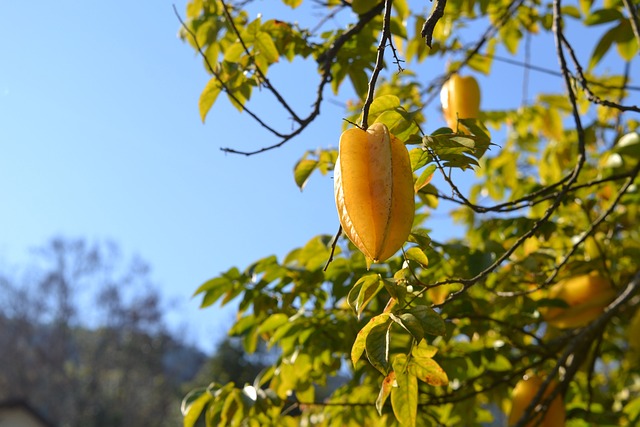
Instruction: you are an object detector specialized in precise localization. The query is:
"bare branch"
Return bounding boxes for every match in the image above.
[323,225,342,272]
[421,0,447,48]
[561,34,640,113]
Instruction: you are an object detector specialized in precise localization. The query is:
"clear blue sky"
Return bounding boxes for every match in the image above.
[1,1,636,353]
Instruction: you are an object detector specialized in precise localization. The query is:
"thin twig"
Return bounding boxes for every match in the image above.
[219,0,303,123]
[512,269,640,427]
[323,225,342,271]
[173,4,286,138]
[434,169,637,214]
[361,0,393,129]
[561,34,640,113]
[496,161,640,297]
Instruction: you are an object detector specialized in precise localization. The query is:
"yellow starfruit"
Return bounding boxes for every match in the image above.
[334,123,414,266]
[509,374,565,427]
[542,272,616,329]
[440,74,481,131]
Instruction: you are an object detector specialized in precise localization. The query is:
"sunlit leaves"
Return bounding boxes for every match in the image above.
[376,371,395,415]
[404,247,429,268]
[182,0,640,425]
[199,78,222,122]
[352,0,381,15]
[282,0,303,8]
[348,274,385,318]
[351,313,391,367]
[293,158,318,190]
[390,355,418,427]
[407,305,446,337]
[182,388,213,427]
[368,95,420,141]
[423,125,493,170]
[584,8,624,25]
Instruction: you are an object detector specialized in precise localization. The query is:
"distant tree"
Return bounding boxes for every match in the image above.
[0,237,202,427]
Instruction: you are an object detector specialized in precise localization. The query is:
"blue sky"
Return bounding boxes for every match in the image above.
[1,1,636,353]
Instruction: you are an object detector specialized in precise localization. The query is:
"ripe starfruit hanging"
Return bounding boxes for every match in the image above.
[509,374,565,427]
[440,74,481,131]
[334,123,414,266]
[541,272,616,329]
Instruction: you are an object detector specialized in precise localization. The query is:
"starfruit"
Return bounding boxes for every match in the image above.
[541,272,616,329]
[509,374,565,427]
[334,123,415,266]
[440,74,481,131]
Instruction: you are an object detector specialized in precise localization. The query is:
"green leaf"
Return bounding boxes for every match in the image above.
[376,371,395,415]
[561,5,582,18]
[584,8,624,25]
[220,390,244,426]
[615,20,639,61]
[193,276,229,297]
[182,389,213,427]
[408,229,431,248]
[351,313,391,367]
[411,339,438,359]
[293,158,318,190]
[347,273,385,318]
[223,42,245,63]
[390,312,425,341]
[348,67,370,98]
[578,0,593,16]
[368,95,402,119]
[199,78,222,123]
[352,0,380,14]
[256,313,289,334]
[614,132,640,158]
[391,355,418,427]
[500,25,522,55]
[623,396,640,421]
[589,25,617,70]
[197,279,233,309]
[366,321,392,374]
[467,39,496,74]
[375,110,419,141]
[282,0,303,7]
[255,32,280,64]
[392,0,409,19]
[408,357,449,386]
[405,247,429,268]
[408,305,446,336]
[409,148,432,172]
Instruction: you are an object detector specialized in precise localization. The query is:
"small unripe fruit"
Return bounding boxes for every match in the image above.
[334,123,414,266]
[440,74,481,130]
[509,374,565,427]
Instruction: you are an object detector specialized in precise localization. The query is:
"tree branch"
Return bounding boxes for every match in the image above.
[560,34,640,113]
[361,0,394,129]
[512,269,640,427]
[219,0,303,124]
[622,0,640,51]
[221,2,384,155]
[421,0,447,48]
[173,4,286,138]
